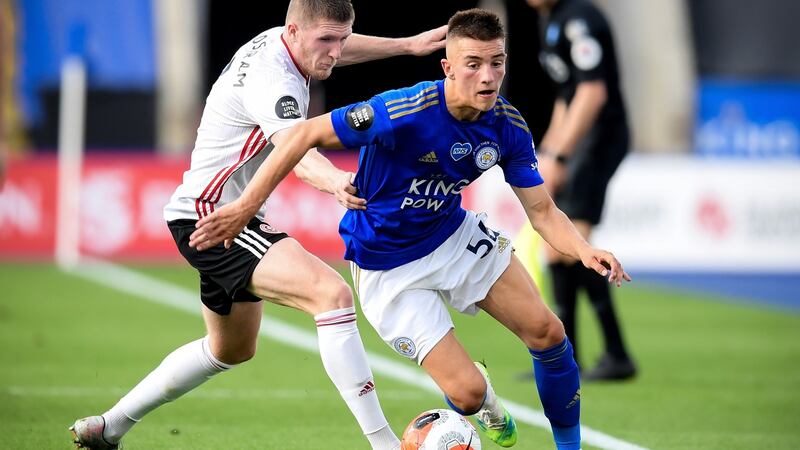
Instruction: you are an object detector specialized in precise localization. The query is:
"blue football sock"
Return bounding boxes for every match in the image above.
[529,337,581,450]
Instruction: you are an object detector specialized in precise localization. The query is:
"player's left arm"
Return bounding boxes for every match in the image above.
[189,114,344,250]
[271,126,366,210]
[337,25,447,66]
[512,184,631,286]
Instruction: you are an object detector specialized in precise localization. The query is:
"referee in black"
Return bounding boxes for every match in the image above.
[526,0,636,381]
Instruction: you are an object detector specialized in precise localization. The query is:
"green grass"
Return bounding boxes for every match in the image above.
[0,263,799,449]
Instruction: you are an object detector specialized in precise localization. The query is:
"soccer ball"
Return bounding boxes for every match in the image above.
[400,409,481,450]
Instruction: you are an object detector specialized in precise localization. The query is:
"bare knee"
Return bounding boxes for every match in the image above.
[521,311,566,351]
[310,278,354,315]
[208,338,258,365]
[445,370,487,414]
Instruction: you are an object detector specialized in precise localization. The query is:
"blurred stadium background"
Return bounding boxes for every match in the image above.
[1,0,799,449]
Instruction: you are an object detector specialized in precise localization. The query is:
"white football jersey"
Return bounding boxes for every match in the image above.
[164,27,310,222]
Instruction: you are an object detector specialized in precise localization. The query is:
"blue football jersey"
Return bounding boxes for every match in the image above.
[330,79,543,270]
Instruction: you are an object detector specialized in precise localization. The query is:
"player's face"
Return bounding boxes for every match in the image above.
[294,19,353,80]
[443,37,506,116]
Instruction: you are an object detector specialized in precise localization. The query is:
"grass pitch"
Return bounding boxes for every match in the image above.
[0,263,798,449]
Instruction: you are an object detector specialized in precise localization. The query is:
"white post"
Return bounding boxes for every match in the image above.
[56,56,86,269]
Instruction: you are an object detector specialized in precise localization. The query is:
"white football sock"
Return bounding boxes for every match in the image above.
[315,307,399,449]
[101,336,233,442]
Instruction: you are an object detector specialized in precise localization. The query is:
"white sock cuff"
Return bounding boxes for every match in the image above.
[104,407,139,424]
[365,423,400,449]
[201,336,235,371]
[314,306,357,328]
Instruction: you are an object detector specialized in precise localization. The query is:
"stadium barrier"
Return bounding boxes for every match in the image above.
[2,153,799,272]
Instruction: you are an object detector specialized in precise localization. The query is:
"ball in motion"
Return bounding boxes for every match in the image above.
[400,409,481,450]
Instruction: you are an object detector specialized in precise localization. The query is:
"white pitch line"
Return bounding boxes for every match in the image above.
[67,260,649,450]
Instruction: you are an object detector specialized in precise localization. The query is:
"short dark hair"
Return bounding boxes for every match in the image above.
[447,8,505,41]
[286,0,355,24]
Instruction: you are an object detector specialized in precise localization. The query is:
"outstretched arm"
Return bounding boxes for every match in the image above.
[269,127,366,210]
[337,25,447,66]
[512,184,631,286]
[189,114,343,250]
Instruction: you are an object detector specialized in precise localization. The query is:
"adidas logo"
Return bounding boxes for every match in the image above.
[358,380,375,397]
[418,151,438,163]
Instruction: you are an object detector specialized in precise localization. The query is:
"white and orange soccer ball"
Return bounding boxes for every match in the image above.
[400,409,481,450]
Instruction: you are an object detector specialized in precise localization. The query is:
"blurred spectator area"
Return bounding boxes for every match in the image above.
[12,0,157,150]
[4,0,800,157]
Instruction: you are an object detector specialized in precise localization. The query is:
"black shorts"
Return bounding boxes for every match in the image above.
[555,122,629,225]
[168,217,289,315]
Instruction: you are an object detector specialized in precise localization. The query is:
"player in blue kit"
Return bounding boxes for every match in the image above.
[191,9,630,450]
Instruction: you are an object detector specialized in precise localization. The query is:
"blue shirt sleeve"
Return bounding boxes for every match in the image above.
[501,128,544,188]
[330,95,396,150]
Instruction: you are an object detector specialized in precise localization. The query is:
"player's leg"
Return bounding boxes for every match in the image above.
[421,330,487,414]
[353,261,517,449]
[571,221,636,381]
[71,219,267,449]
[246,237,398,450]
[93,300,260,443]
[420,330,518,448]
[565,133,636,380]
[477,254,581,450]
[544,238,582,364]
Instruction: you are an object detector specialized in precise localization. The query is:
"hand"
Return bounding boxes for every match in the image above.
[334,172,366,210]
[538,153,566,195]
[579,248,632,287]
[407,25,447,56]
[189,200,253,251]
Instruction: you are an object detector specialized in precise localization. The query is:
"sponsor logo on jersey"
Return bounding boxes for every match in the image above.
[450,142,473,161]
[474,142,500,171]
[393,337,416,358]
[346,103,374,130]
[275,96,302,119]
[400,177,470,211]
[418,151,439,163]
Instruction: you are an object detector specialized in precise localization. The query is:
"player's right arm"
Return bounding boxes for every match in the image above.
[292,148,366,210]
[189,114,344,250]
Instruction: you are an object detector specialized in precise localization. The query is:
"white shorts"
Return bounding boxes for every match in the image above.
[350,211,513,365]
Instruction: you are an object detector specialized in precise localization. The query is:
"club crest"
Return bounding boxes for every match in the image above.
[393,337,416,358]
[474,144,499,170]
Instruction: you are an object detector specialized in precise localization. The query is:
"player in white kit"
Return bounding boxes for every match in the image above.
[69,1,447,449]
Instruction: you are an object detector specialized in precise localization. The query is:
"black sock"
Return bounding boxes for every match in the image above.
[548,262,581,364]
[579,266,631,361]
